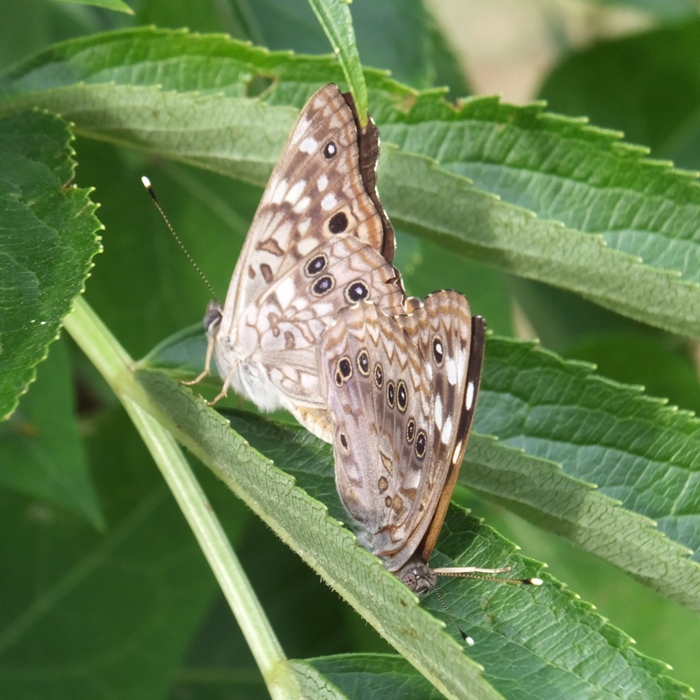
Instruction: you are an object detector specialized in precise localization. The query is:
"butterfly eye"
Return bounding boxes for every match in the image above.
[357,349,370,375]
[386,380,395,408]
[305,254,327,276]
[346,281,369,304]
[406,418,416,443]
[396,380,408,412]
[432,337,444,366]
[334,356,353,387]
[328,211,349,233]
[415,430,427,459]
[203,303,223,334]
[323,141,338,159]
[374,363,384,388]
[312,275,334,296]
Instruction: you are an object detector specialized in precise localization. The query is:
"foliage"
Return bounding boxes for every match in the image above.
[1,1,699,698]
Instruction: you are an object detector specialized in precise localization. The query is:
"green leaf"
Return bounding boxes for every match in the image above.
[564,331,700,415]
[475,340,700,576]
[136,368,691,699]
[0,408,238,700]
[467,434,700,610]
[57,0,134,14]
[0,110,101,420]
[2,28,698,337]
[594,0,697,20]
[302,654,445,699]
[306,0,367,121]
[540,18,700,168]
[0,338,103,527]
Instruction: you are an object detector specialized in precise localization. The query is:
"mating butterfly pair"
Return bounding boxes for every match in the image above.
[192,84,506,592]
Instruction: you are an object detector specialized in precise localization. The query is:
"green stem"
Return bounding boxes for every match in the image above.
[64,297,298,699]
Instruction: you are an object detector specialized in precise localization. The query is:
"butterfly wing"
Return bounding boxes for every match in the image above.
[219,83,398,331]
[320,293,485,577]
[208,83,409,433]
[399,293,486,565]
[227,235,406,440]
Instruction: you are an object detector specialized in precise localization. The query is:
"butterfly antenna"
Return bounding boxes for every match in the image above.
[423,577,475,646]
[421,568,544,646]
[141,176,220,304]
[433,566,544,587]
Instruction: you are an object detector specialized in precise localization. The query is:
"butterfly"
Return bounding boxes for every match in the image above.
[319,291,500,591]
[191,83,410,442]
[184,82,538,596]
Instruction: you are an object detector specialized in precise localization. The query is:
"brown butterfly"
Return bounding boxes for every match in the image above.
[189,83,409,441]
[320,291,525,592]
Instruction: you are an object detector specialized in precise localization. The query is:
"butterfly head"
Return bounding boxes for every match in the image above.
[396,559,437,593]
[203,300,223,336]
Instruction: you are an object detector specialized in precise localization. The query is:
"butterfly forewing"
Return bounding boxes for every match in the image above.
[219,84,396,332]
[320,293,485,582]
[205,83,408,437]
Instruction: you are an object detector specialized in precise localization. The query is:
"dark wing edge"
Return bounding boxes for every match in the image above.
[418,314,487,562]
[341,90,396,264]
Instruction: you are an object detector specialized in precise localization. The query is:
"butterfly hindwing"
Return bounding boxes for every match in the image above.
[320,293,485,578]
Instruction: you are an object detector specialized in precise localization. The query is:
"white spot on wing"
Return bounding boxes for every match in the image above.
[465,381,475,411]
[452,440,463,464]
[276,278,296,306]
[285,179,306,204]
[434,394,443,428]
[299,136,318,154]
[317,174,328,191]
[456,350,466,385]
[271,178,288,204]
[294,196,311,213]
[296,235,316,254]
[441,416,453,445]
[300,371,317,391]
[292,116,311,142]
[313,302,333,318]
[321,193,337,211]
[445,358,457,385]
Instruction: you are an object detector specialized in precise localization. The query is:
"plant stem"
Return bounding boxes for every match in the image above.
[65,297,298,699]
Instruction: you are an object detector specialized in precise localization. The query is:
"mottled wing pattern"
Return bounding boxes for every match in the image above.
[320,293,485,575]
[205,83,410,435]
[219,83,398,337]
[234,237,406,408]
[399,293,485,564]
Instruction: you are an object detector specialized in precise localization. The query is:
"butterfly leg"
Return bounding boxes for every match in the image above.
[205,369,236,406]
[181,333,216,387]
